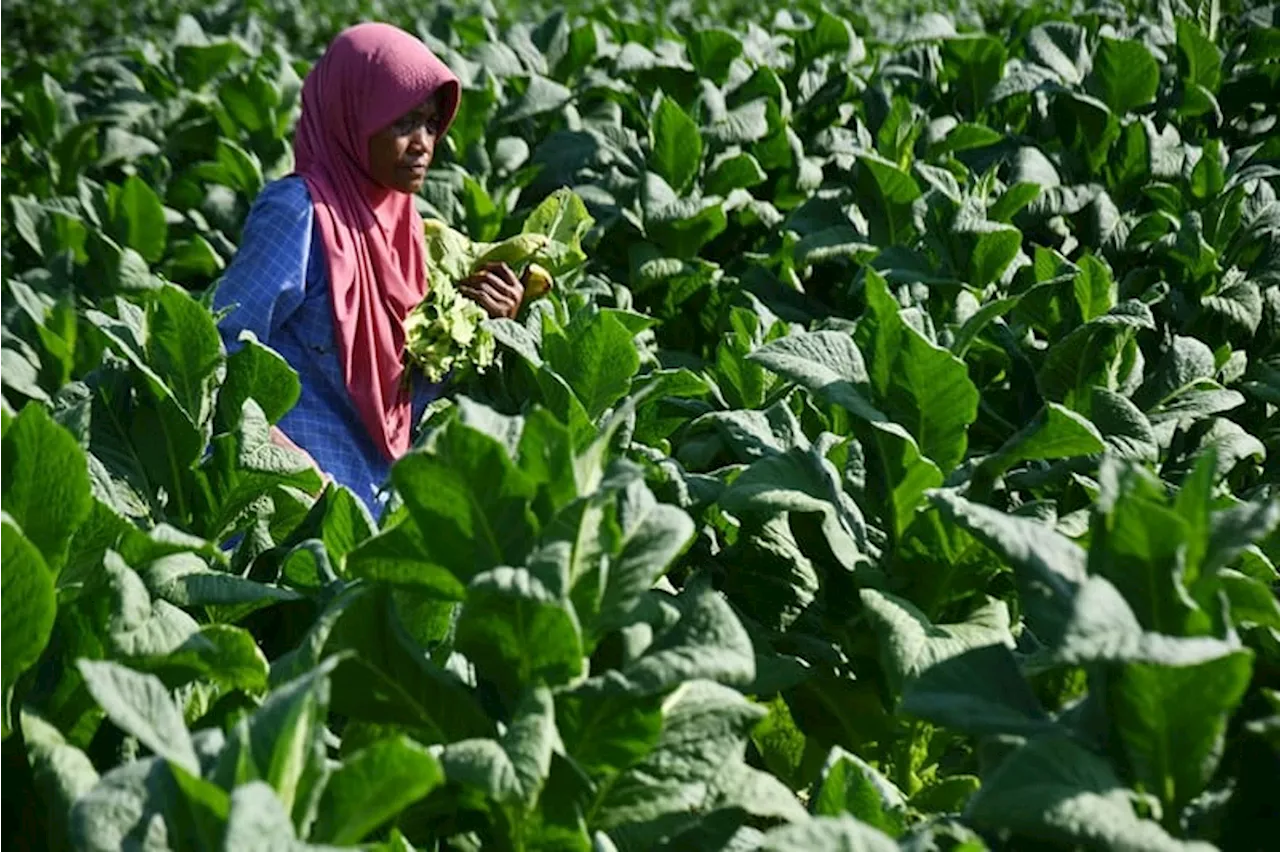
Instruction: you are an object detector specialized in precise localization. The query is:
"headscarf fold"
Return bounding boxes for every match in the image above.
[293,22,460,460]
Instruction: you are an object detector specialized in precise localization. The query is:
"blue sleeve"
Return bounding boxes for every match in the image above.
[211,177,314,354]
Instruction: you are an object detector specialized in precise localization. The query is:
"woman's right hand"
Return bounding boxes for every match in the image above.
[457,262,524,319]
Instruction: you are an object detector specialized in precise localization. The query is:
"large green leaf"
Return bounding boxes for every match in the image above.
[440,686,558,810]
[1087,38,1159,114]
[273,586,490,742]
[650,96,702,196]
[542,310,641,421]
[595,478,696,635]
[1107,649,1253,815]
[577,577,755,697]
[855,155,921,245]
[967,736,1216,851]
[455,566,584,694]
[748,329,942,539]
[758,816,898,851]
[812,747,908,837]
[2,402,91,572]
[1,515,57,733]
[222,782,298,851]
[391,419,539,583]
[215,658,338,827]
[77,660,199,773]
[930,492,1085,647]
[312,736,444,844]
[855,271,978,476]
[19,710,100,845]
[109,175,167,264]
[860,589,1015,697]
[218,333,300,428]
[973,402,1106,487]
[592,680,805,846]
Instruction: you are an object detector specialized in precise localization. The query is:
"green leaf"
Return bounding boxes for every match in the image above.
[219,334,301,428]
[391,419,538,584]
[2,518,56,734]
[214,139,264,197]
[1073,254,1116,323]
[1189,140,1226,201]
[557,691,664,779]
[950,296,1020,357]
[111,175,167,264]
[455,566,584,694]
[1036,301,1153,406]
[440,686,557,809]
[719,445,866,569]
[1108,649,1253,814]
[929,491,1086,647]
[748,330,942,540]
[856,155,921,245]
[967,223,1022,289]
[758,816,898,851]
[856,271,979,475]
[974,403,1105,486]
[860,590,1015,697]
[1080,389,1158,462]
[795,10,860,67]
[649,96,702,196]
[169,763,231,850]
[218,658,338,823]
[505,74,573,123]
[522,187,595,273]
[543,311,641,420]
[148,284,225,431]
[1088,38,1159,114]
[70,757,192,851]
[313,736,444,844]
[1176,18,1222,93]
[141,624,270,694]
[223,782,299,851]
[1218,570,1280,630]
[813,747,908,837]
[92,550,202,659]
[902,644,1055,738]
[19,710,100,842]
[596,479,696,635]
[706,152,767,195]
[2,402,91,572]
[686,29,743,84]
[1026,22,1089,86]
[593,680,805,846]
[1089,462,1205,635]
[278,586,490,742]
[579,578,755,697]
[749,330,877,417]
[967,736,1216,851]
[930,122,1003,157]
[76,659,199,773]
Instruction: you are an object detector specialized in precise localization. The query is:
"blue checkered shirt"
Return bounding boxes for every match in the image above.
[212,176,444,515]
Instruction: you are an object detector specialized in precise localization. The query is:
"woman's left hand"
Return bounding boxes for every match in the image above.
[458,262,523,319]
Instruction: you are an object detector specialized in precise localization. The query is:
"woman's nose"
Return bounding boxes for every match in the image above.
[407,124,433,152]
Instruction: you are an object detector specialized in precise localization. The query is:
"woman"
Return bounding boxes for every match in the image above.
[213,22,524,515]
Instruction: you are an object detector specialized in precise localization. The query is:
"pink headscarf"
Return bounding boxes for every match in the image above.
[293,23,460,460]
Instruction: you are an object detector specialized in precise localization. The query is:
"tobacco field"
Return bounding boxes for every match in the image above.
[2,0,1279,849]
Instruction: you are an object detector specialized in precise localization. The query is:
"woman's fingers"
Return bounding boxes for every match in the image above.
[459,280,514,318]
[481,262,523,295]
[459,266,522,318]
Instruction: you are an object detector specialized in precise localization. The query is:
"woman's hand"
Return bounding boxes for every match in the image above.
[458,262,524,319]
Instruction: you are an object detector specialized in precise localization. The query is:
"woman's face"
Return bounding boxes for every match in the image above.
[367,92,446,193]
